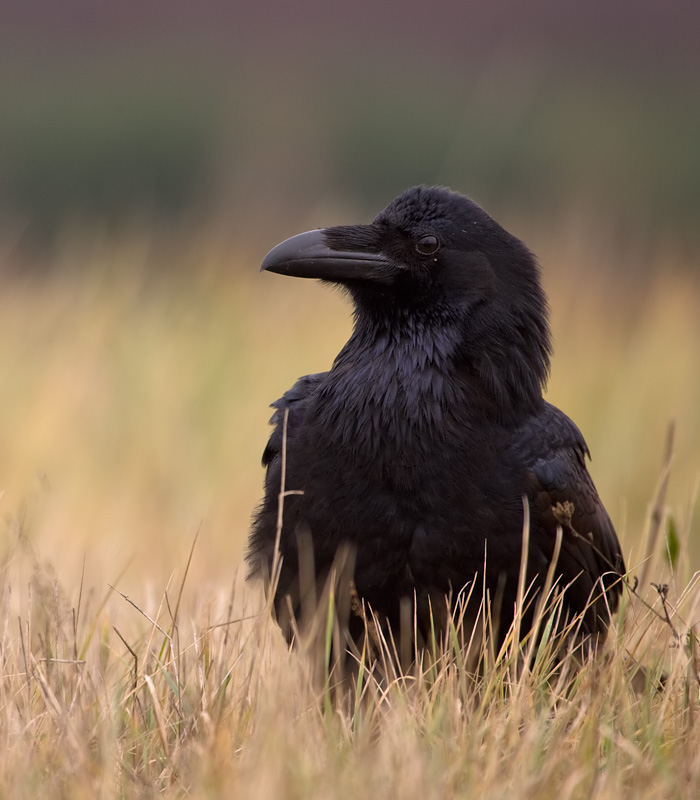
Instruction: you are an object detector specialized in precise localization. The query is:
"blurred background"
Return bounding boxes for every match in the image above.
[1,0,699,603]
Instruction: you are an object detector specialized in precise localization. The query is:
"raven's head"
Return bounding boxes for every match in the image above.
[262,186,552,407]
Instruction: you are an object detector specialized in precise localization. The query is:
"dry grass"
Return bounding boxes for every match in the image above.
[1,222,699,797]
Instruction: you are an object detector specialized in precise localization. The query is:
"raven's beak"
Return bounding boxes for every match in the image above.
[261,229,395,284]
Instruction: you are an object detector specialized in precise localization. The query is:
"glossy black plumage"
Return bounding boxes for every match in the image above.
[248,186,625,650]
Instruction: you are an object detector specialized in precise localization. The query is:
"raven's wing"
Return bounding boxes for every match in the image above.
[513,401,626,636]
[247,372,327,579]
[261,372,327,471]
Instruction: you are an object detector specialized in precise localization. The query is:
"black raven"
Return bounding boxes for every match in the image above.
[248,185,625,655]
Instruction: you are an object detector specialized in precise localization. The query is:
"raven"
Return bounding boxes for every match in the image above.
[248,185,625,656]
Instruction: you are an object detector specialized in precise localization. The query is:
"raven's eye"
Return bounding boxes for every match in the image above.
[415,234,440,255]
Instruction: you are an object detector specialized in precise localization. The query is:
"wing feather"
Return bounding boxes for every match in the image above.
[515,402,625,635]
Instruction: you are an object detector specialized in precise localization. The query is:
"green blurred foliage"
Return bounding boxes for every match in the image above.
[324,68,700,226]
[2,55,700,252]
[665,515,680,571]
[1,64,218,237]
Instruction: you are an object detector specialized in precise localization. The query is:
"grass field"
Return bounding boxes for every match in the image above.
[1,222,699,797]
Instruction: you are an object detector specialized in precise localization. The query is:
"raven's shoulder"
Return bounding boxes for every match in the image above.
[262,372,327,468]
[512,401,625,628]
[513,401,589,469]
